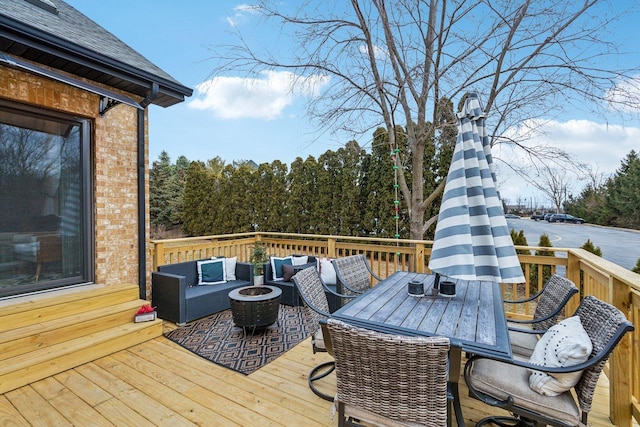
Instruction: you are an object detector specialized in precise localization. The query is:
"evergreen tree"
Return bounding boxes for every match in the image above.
[149,151,175,228]
[632,258,640,275]
[316,150,340,235]
[564,185,605,225]
[604,150,640,229]
[287,156,318,234]
[510,228,529,284]
[531,233,555,292]
[336,141,366,236]
[424,97,457,238]
[510,229,529,255]
[363,128,401,238]
[169,155,190,226]
[257,161,288,232]
[222,163,253,233]
[581,239,602,257]
[182,161,217,236]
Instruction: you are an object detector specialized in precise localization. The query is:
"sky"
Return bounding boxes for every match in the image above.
[64,0,640,207]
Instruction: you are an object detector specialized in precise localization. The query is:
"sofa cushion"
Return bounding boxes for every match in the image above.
[292,255,309,266]
[270,256,293,281]
[224,256,237,281]
[528,316,592,396]
[282,264,296,281]
[317,257,336,285]
[197,258,226,285]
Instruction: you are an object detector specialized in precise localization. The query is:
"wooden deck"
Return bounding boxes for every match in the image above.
[0,330,627,426]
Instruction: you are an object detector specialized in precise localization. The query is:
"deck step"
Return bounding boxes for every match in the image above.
[0,283,162,394]
[0,283,140,332]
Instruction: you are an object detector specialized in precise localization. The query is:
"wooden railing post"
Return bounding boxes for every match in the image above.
[565,250,582,314]
[153,241,165,270]
[328,237,336,258]
[415,243,425,273]
[610,277,634,427]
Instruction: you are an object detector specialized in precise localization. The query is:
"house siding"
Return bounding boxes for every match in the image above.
[0,64,153,298]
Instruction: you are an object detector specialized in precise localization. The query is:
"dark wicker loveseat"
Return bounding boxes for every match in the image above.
[263,255,317,306]
[152,258,253,324]
[263,255,340,311]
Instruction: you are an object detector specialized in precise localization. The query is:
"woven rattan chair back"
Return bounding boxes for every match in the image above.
[292,266,331,336]
[332,254,380,297]
[292,266,339,402]
[532,275,578,330]
[573,296,631,414]
[327,318,450,427]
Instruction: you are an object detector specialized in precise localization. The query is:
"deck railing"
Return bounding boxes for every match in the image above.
[150,232,640,427]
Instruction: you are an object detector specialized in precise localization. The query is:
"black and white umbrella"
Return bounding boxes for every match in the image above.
[428,93,525,284]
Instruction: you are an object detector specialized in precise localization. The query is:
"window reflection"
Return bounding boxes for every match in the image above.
[0,105,86,297]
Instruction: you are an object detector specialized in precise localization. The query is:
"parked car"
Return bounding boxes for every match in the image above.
[505,214,520,219]
[543,213,554,221]
[530,214,545,221]
[548,214,585,224]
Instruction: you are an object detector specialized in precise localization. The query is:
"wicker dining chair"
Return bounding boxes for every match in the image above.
[326,318,451,427]
[292,266,357,401]
[465,296,634,427]
[332,254,382,297]
[505,274,578,358]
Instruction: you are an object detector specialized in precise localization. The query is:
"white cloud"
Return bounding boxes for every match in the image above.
[358,44,388,61]
[495,118,640,204]
[188,70,330,120]
[606,75,640,113]
[226,3,260,27]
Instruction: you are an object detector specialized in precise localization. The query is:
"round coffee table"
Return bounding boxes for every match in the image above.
[228,285,282,337]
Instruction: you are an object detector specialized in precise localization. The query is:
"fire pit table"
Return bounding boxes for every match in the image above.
[228,285,282,337]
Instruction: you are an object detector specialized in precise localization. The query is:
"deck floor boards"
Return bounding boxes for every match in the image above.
[0,332,632,426]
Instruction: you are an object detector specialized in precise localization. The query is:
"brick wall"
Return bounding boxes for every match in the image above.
[0,64,152,297]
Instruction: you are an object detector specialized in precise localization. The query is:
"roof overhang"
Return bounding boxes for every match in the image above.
[0,15,193,108]
[1,52,141,116]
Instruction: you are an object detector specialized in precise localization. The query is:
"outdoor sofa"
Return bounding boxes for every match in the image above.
[152,257,253,324]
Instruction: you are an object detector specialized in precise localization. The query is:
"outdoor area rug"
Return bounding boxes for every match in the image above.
[164,305,309,375]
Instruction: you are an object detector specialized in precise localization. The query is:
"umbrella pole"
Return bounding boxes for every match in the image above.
[434,273,440,291]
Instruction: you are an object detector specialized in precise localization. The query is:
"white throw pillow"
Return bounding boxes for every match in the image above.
[292,255,309,266]
[224,256,237,281]
[318,258,336,285]
[528,316,592,396]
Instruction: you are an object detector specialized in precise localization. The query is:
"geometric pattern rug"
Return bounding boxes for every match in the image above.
[164,305,309,375]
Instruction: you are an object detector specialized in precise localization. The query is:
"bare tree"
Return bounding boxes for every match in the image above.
[210,0,640,239]
[584,164,609,191]
[531,165,573,213]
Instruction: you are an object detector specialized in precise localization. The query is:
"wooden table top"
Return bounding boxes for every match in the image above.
[332,271,512,360]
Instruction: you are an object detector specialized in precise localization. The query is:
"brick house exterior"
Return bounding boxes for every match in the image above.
[0,0,192,299]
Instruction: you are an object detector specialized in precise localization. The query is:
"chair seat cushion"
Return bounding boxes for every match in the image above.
[508,325,539,358]
[467,357,581,426]
[312,328,326,351]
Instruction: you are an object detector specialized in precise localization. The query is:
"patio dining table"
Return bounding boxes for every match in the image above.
[328,271,512,427]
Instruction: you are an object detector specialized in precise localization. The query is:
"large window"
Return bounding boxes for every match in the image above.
[0,100,93,298]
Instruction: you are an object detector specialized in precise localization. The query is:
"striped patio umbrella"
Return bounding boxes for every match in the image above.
[428,93,525,284]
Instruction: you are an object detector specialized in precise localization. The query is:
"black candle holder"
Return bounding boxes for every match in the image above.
[408,279,424,296]
[439,280,456,297]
